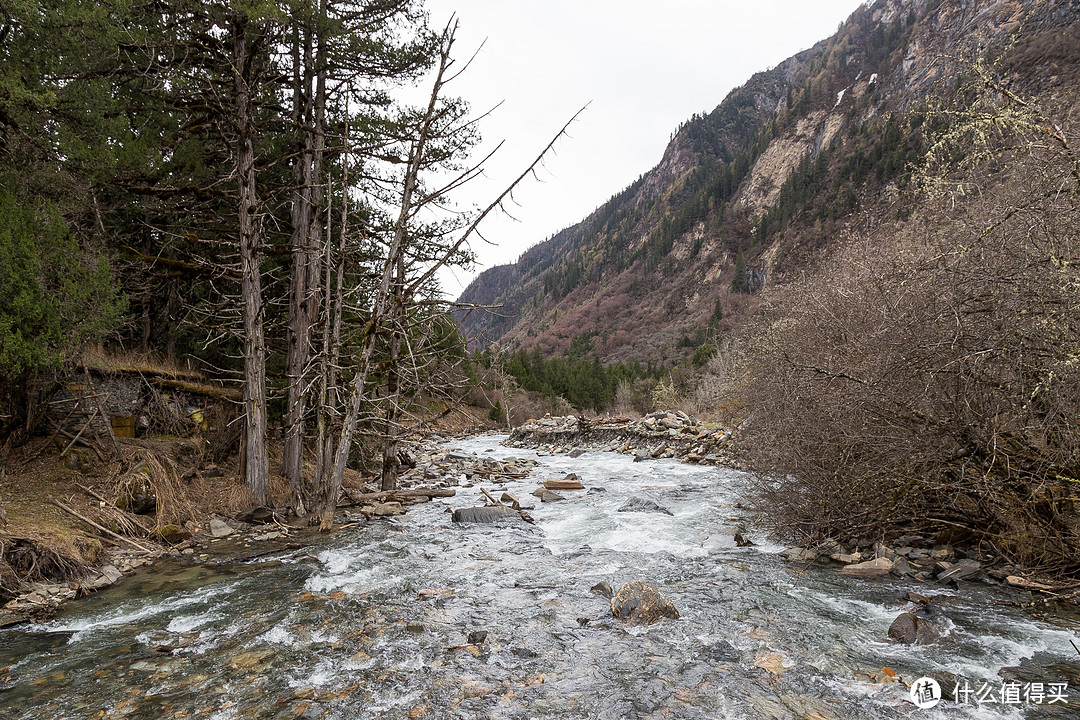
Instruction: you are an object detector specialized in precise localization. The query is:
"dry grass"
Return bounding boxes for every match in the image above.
[80,345,206,381]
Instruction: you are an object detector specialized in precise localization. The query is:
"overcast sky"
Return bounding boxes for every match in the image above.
[421,1,868,295]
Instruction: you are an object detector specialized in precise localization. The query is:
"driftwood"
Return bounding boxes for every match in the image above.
[47,496,154,554]
[150,377,241,401]
[1006,575,1057,591]
[342,487,456,504]
[471,469,530,478]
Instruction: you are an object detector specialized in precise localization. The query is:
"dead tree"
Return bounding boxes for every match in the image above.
[308,20,585,528]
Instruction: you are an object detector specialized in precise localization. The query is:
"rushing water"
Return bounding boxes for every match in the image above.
[2,434,1078,719]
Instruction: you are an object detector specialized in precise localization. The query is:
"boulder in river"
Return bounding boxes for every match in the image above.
[531,488,565,502]
[617,497,674,516]
[936,559,983,583]
[887,611,936,645]
[451,506,520,523]
[610,580,679,624]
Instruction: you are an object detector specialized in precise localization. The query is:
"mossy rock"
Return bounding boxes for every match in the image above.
[152,525,191,544]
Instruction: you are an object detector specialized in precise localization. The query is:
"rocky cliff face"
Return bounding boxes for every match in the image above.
[456,0,1079,365]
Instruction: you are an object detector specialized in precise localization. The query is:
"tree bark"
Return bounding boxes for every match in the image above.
[283,21,314,514]
[232,13,269,506]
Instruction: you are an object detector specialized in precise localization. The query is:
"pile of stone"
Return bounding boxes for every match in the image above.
[332,444,538,521]
[0,582,79,627]
[781,538,987,584]
[397,445,538,488]
[505,411,739,467]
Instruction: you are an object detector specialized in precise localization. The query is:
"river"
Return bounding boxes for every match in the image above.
[1,434,1077,719]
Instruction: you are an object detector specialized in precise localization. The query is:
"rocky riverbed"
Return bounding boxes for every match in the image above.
[2,433,1077,719]
[0,442,539,628]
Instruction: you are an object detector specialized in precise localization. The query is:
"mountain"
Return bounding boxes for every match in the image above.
[456,0,1080,365]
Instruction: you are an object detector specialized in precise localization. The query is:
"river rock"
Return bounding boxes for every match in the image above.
[451,506,520,523]
[208,517,234,537]
[890,556,915,577]
[361,502,405,518]
[930,545,955,560]
[887,612,936,645]
[81,565,124,592]
[545,474,584,490]
[617,497,674,516]
[838,557,894,577]
[235,507,275,525]
[829,550,861,563]
[531,489,565,502]
[781,547,818,564]
[590,581,614,599]
[936,559,983,583]
[610,580,679,624]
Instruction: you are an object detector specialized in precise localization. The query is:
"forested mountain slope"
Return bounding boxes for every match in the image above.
[456,0,1080,365]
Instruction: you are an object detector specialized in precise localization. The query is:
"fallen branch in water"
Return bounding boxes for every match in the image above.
[339,487,456,506]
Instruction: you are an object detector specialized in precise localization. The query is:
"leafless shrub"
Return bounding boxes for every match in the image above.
[694,337,751,422]
[738,70,1080,574]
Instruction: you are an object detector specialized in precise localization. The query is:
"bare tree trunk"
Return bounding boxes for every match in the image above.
[283,22,314,513]
[315,25,452,524]
[232,13,269,506]
[380,311,403,492]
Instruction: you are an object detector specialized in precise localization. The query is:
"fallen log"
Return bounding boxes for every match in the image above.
[76,483,155,538]
[48,496,155,555]
[343,487,456,504]
[544,476,585,490]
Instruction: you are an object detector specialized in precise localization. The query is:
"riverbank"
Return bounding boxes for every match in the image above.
[3,432,1077,720]
[4,410,1078,632]
[0,404,503,626]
